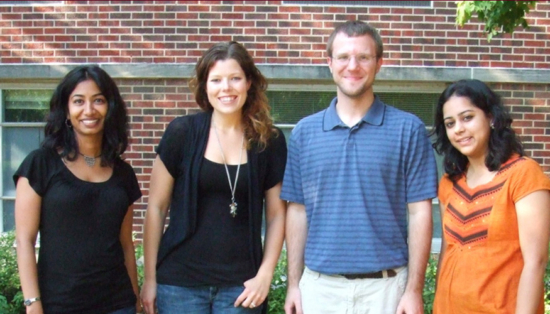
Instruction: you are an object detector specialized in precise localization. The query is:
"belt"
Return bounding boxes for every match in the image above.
[340,268,397,280]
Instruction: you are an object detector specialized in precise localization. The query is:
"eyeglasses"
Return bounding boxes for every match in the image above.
[331,54,377,66]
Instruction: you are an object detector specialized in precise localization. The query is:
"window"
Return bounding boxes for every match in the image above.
[0,1,62,5]
[283,1,432,7]
[0,89,50,232]
[268,86,444,244]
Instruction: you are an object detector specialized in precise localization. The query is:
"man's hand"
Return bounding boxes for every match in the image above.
[395,290,423,314]
[284,285,303,314]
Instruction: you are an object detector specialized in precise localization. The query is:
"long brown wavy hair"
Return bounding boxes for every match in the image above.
[189,41,276,150]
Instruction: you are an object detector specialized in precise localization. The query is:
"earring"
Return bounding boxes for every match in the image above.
[490,122,494,129]
[65,119,72,129]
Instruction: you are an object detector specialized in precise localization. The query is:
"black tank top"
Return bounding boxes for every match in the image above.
[157,157,255,287]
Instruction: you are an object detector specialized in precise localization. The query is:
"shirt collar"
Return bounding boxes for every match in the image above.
[323,95,385,131]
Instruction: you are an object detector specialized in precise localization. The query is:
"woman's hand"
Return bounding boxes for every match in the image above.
[135,298,143,314]
[140,280,157,314]
[234,271,273,309]
[26,302,44,314]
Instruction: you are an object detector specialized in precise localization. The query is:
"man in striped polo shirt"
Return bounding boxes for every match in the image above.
[281,20,438,314]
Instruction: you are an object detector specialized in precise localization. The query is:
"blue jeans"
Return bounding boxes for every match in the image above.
[157,284,262,314]
[107,306,136,314]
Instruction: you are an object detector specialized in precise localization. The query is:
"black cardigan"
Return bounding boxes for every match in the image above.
[156,111,287,278]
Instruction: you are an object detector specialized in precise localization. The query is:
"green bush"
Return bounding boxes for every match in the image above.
[134,241,145,288]
[423,255,438,314]
[0,231,24,314]
[267,253,287,314]
[546,244,550,314]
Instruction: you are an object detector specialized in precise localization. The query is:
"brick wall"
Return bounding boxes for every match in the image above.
[1,1,549,67]
[1,1,549,237]
[114,77,199,234]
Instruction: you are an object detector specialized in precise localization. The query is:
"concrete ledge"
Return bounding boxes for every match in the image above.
[472,68,550,84]
[0,64,79,79]
[101,63,194,78]
[0,64,548,84]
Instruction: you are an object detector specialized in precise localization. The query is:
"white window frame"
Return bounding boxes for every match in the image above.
[0,83,54,233]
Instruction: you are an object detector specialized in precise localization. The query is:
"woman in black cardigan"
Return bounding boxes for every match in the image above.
[141,41,287,314]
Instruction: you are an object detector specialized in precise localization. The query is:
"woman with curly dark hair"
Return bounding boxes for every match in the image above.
[432,79,550,313]
[15,65,142,314]
[141,41,287,314]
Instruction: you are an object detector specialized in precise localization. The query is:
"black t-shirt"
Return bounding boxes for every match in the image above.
[154,113,287,295]
[157,157,255,286]
[14,147,142,314]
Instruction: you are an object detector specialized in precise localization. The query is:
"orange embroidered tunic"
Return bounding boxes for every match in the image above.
[433,156,550,314]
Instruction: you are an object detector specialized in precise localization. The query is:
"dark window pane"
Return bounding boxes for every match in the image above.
[284,1,431,7]
[267,90,438,126]
[3,127,44,196]
[0,1,61,5]
[432,202,442,238]
[3,90,50,123]
[2,200,14,232]
[268,90,336,125]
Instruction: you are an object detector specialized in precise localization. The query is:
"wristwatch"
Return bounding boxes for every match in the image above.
[23,297,40,306]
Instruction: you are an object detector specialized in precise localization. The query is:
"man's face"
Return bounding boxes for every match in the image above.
[327,33,383,100]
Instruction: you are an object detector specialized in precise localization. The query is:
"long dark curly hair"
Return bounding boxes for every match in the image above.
[42,65,129,167]
[189,41,275,150]
[431,79,523,181]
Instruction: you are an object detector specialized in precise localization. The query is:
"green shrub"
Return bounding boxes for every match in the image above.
[546,244,550,314]
[0,231,24,314]
[267,252,287,314]
[134,241,144,288]
[423,255,438,314]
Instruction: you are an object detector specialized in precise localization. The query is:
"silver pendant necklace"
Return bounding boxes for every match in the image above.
[213,124,245,218]
[78,152,101,167]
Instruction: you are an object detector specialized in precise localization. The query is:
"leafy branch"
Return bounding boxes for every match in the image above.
[456,1,537,41]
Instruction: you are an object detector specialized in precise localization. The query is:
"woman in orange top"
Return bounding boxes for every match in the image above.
[431,79,550,314]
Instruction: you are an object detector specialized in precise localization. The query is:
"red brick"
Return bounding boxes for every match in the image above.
[23,42,44,49]
[13,20,32,27]
[75,5,99,12]
[77,20,98,27]
[210,35,233,42]
[2,28,21,35]
[268,13,289,20]
[55,20,74,27]
[3,13,22,19]
[54,35,75,41]
[77,50,98,56]
[425,16,446,22]
[143,50,164,56]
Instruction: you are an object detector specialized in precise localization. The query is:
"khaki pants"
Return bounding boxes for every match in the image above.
[300,266,407,314]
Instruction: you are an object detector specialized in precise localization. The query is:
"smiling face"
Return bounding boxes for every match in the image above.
[67,79,108,142]
[443,95,493,162]
[206,58,251,117]
[327,33,383,100]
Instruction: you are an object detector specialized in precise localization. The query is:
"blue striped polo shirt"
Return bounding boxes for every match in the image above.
[281,96,438,274]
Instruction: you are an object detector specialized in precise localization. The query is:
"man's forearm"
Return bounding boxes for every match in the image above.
[406,200,433,293]
[286,202,307,287]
